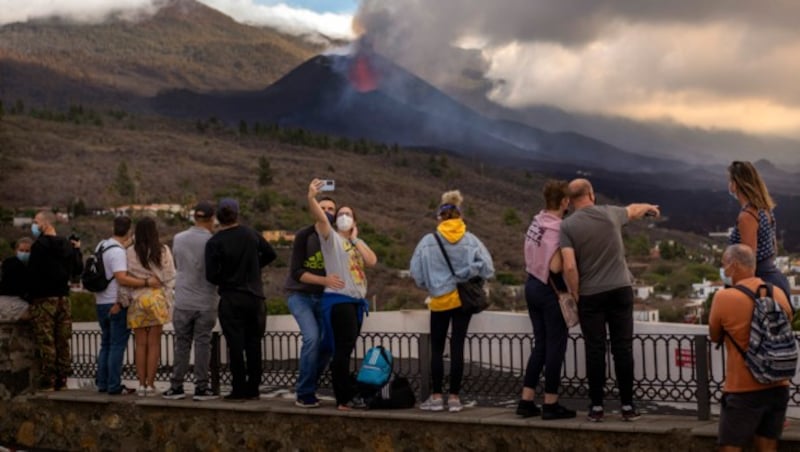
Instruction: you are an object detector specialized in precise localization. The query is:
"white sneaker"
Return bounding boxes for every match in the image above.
[448,398,463,412]
[136,385,147,397]
[419,396,444,411]
[147,386,159,397]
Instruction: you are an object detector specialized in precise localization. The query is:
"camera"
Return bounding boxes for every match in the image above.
[320,179,335,192]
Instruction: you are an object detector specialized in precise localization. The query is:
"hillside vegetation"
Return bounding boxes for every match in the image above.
[0,106,720,311]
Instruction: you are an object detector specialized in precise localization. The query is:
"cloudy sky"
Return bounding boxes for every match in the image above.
[3,0,800,141]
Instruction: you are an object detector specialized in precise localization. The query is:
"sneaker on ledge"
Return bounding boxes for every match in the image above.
[162,387,186,400]
[108,385,136,396]
[516,399,541,418]
[193,388,219,401]
[542,403,577,420]
[295,394,320,408]
[448,398,463,413]
[587,405,604,422]
[419,396,444,411]
[621,405,642,421]
[136,386,147,397]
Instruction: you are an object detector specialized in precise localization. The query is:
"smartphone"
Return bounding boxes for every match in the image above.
[320,179,335,192]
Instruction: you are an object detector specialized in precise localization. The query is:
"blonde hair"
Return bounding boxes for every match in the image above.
[441,190,463,207]
[728,161,776,210]
[438,190,463,220]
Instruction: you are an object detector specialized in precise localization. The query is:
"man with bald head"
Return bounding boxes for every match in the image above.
[709,244,792,451]
[560,178,659,422]
[27,210,83,391]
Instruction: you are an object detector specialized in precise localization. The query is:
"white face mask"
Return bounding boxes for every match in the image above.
[720,267,733,287]
[336,214,354,232]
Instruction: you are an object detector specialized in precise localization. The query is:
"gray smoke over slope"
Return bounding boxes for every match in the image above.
[354,0,800,140]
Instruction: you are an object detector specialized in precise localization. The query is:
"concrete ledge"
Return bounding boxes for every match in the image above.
[2,390,798,451]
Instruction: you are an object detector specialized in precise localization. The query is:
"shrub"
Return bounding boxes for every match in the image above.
[70,291,97,322]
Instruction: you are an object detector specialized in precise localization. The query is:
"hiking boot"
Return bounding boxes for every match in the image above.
[419,396,444,411]
[587,405,604,422]
[516,399,541,418]
[621,405,642,421]
[542,403,577,420]
[448,398,464,413]
[193,388,219,401]
[162,387,186,400]
[295,393,320,408]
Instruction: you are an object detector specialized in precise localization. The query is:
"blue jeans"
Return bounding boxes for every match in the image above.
[96,304,130,393]
[288,292,330,397]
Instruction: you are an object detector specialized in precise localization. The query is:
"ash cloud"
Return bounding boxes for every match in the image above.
[354,0,800,139]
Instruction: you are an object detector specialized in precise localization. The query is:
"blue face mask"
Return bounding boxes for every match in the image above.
[16,251,30,263]
[31,223,42,238]
[325,212,336,225]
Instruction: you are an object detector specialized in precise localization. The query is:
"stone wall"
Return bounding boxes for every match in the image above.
[0,396,723,452]
[0,321,37,400]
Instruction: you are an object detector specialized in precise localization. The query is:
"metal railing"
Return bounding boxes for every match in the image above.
[70,330,800,420]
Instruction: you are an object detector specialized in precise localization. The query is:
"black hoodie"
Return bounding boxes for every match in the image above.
[27,235,83,299]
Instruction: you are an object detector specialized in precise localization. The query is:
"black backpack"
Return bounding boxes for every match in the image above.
[363,374,417,410]
[81,242,121,292]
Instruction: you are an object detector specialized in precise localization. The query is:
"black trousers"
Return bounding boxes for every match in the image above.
[578,286,635,406]
[218,292,266,397]
[330,303,361,405]
[430,307,472,395]
[523,276,568,393]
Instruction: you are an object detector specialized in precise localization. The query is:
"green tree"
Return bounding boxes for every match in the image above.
[258,156,273,187]
[114,161,135,199]
[626,233,651,257]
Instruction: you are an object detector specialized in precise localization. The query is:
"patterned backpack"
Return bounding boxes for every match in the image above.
[725,284,798,384]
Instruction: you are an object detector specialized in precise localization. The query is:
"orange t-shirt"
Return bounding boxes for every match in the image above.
[708,277,793,393]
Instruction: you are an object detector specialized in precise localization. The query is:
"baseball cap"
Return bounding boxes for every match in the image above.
[193,201,215,219]
[218,198,239,215]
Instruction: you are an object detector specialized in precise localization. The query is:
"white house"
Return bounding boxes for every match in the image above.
[691,279,723,301]
[633,285,654,300]
[633,305,659,322]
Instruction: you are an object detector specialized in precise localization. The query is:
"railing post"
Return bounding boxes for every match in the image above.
[418,333,431,400]
[211,331,221,395]
[694,335,711,420]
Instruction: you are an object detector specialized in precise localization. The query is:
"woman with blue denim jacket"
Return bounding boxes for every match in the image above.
[410,190,494,413]
[307,179,378,411]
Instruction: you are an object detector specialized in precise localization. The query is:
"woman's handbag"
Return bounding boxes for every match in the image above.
[550,279,579,328]
[433,233,489,314]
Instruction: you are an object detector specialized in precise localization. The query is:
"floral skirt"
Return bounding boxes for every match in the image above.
[127,288,170,328]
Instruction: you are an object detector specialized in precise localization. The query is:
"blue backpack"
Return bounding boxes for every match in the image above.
[357,346,393,387]
[725,284,798,384]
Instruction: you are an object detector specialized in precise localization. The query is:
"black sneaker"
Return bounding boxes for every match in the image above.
[295,394,320,408]
[223,393,247,402]
[108,385,136,396]
[587,405,604,422]
[621,405,641,421]
[516,400,541,418]
[54,375,68,391]
[193,388,219,401]
[162,387,186,400]
[542,403,577,420]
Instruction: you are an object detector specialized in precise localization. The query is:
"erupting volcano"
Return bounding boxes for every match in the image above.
[348,53,380,93]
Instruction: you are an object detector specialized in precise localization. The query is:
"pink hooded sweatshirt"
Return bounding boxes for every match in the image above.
[524,210,562,284]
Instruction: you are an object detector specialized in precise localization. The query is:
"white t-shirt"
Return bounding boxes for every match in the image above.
[95,238,128,305]
[319,231,367,299]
